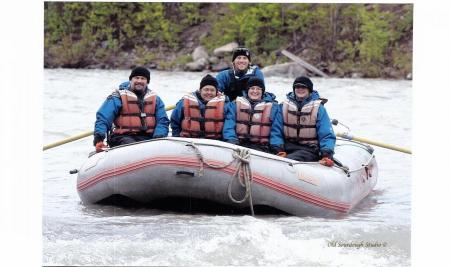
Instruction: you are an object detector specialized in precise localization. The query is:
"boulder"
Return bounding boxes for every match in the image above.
[261,62,307,78]
[213,42,239,58]
[211,61,230,72]
[185,58,209,71]
[192,46,209,61]
[208,56,219,65]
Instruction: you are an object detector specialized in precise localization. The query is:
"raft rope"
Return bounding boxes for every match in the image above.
[186,141,255,216]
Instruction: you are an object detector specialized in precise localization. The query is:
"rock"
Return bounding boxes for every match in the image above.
[351,72,363,78]
[327,62,338,74]
[185,58,209,71]
[213,42,239,58]
[261,62,307,78]
[406,73,412,80]
[208,56,219,65]
[211,61,230,72]
[192,46,209,61]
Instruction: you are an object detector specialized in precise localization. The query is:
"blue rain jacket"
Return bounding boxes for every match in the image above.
[216,66,265,94]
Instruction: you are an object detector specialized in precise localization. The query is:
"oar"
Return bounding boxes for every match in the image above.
[337,132,411,154]
[43,104,176,151]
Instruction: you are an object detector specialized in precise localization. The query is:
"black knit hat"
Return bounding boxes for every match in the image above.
[293,76,313,92]
[247,77,265,93]
[232,47,251,62]
[129,66,150,82]
[199,74,218,89]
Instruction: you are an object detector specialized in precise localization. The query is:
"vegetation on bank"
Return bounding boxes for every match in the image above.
[44,2,412,78]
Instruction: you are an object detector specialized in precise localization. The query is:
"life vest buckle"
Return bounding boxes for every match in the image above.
[140,112,147,118]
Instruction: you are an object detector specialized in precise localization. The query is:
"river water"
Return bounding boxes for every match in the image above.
[43,69,411,266]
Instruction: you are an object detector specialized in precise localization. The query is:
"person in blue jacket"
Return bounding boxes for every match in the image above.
[216,46,265,101]
[170,74,234,140]
[222,77,284,154]
[278,76,336,167]
[93,66,169,152]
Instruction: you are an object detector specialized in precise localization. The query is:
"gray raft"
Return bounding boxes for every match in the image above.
[76,137,377,216]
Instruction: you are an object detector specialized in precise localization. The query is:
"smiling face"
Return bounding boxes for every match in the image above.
[294,86,310,99]
[233,55,250,71]
[199,85,217,102]
[247,86,263,101]
[130,76,148,92]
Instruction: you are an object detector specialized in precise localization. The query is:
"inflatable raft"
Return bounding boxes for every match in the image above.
[76,137,377,216]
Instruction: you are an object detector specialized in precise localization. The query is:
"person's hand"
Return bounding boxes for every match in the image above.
[319,157,334,167]
[277,151,287,158]
[95,141,106,153]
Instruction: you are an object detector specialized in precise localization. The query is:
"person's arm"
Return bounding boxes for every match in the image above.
[316,105,336,157]
[152,96,170,138]
[222,101,238,143]
[169,99,184,137]
[216,70,229,93]
[269,104,284,147]
[93,94,122,144]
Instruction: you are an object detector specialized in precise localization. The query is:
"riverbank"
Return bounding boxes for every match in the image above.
[44,3,412,79]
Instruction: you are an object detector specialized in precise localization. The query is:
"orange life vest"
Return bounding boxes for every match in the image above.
[113,89,157,135]
[180,93,225,139]
[235,96,272,144]
[282,99,322,145]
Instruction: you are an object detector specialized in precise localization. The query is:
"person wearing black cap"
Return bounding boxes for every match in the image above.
[170,74,233,140]
[222,77,283,154]
[278,76,336,167]
[93,66,169,152]
[216,46,265,101]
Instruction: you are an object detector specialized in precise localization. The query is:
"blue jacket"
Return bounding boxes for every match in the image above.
[216,66,265,99]
[280,91,336,156]
[170,91,233,139]
[94,85,170,140]
[223,92,284,147]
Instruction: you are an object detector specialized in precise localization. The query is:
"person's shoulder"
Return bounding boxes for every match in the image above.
[106,88,121,100]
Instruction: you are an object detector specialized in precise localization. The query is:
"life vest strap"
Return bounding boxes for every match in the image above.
[236,120,271,126]
[120,112,155,118]
[287,110,312,116]
[283,123,315,129]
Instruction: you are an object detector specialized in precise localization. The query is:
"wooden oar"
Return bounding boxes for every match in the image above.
[337,132,411,154]
[43,104,176,151]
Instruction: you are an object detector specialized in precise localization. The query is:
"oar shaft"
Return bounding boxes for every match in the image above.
[43,131,93,151]
[43,104,176,151]
[337,132,411,154]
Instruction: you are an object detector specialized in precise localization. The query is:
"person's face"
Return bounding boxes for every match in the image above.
[294,86,310,99]
[247,86,263,101]
[199,85,217,102]
[131,76,148,92]
[233,55,250,71]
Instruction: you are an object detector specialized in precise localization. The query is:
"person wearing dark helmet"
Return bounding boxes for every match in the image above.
[277,76,336,167]
[170,74,233,140]
[222,77,283,153]
[216,46,265,101]
[93,66,169,152]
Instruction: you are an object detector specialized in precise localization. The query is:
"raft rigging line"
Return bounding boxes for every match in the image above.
[186,141,255,216]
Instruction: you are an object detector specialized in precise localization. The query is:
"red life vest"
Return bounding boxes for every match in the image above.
[235,96,272,144]
[180,93,225,139]
[282,99,322,145]
[113,89,157,135]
